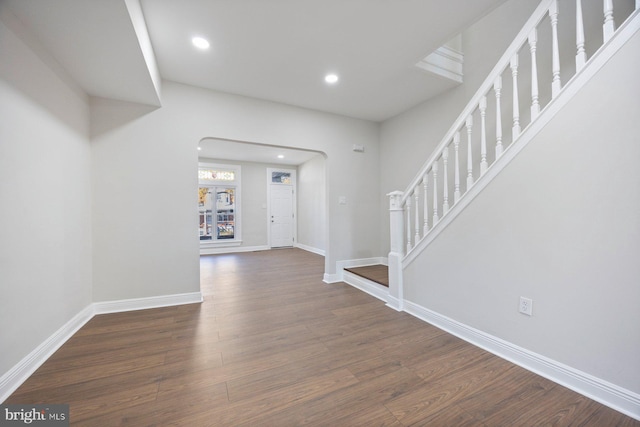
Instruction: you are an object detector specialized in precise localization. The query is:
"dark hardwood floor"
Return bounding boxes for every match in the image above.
[6,249,638,425]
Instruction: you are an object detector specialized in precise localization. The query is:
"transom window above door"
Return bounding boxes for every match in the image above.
[199,169,235,182]
[271,171,292,184]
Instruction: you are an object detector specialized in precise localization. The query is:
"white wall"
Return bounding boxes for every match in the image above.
[404,27,640,394]
[0,15,92,375]
[91,80,381,301]
[297,154,327,253]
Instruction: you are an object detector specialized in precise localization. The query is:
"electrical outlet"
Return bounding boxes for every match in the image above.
[519,297,533,316]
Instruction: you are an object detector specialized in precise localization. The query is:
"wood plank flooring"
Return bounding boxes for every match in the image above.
[5,249,638,426]
[345,264,389,287]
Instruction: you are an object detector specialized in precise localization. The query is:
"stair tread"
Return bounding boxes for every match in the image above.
[344,265,389,287]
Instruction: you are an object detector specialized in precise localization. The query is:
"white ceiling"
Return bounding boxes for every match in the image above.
[140,0,508,121]
[3,0,509,122]
[199,138,323,166]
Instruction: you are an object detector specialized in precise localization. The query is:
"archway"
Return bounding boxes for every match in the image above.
[195,137,328,291]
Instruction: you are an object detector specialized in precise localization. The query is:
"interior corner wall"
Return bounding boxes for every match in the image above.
[90,80,381,302]
[0,17,92,376]
[297,155,326,253]
[404,27,640,394]
[378,0,538,254]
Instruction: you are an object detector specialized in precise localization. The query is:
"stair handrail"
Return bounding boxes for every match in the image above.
[400,0,553,206]
[386,0,639,312]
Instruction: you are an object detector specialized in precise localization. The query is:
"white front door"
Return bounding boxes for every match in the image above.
[270,184,293,248]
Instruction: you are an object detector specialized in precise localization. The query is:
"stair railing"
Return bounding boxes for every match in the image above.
[386,0,638,311]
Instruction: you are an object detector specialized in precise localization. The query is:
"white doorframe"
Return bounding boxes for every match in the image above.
[267,168,297,248]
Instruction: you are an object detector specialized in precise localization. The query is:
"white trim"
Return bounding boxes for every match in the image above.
[403,301,640,421]
[294,242,325,256]
[198,161,242,244]
[342,271,389,303]
[323,257,388,284]
[200,240,242,252]
[325,257,389,283]
[0,305,94,403]
[200,244,270,255]
[267,168,297,248]
[385,295,402,312]
[93,292,203,315]
[403,9,640,268]
[322,273,341,284]
[336,257,388,270]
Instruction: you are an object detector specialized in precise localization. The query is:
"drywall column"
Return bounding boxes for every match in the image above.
[386,191,404,311]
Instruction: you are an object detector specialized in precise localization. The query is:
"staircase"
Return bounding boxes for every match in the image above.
[386,0,640,311]
[378,0,640,419]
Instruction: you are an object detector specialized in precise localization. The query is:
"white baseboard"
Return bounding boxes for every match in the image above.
[322,273,341,284]
[0,305,94,403]
[0,292,203,403]
[403,300,640,421]
[337,257,388,270]
[385,295,403,312]
[323,256,388,284]
[93,292,203,315]
[200,245,270,255]
[342,271,388,303]
[332,257,388,282]
[294,243,325,256]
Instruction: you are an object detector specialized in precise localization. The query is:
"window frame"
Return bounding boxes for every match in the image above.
[198,162,242,248]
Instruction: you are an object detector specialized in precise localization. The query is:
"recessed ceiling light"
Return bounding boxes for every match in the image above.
[277,155,285,159]
[325,74,339,84]
[197,147,202,151]
[192,37,210,50]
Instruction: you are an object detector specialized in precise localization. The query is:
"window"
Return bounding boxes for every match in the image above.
[199,169,235,182]
[271,171,292,184]
[198,187,236,240]
[198,163,241,245]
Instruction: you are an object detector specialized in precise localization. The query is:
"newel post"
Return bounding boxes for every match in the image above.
[387,191,405,311]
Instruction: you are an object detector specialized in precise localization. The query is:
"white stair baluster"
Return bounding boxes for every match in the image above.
[529,28,540,120]
[603,0,615,42]
[549,0,561,98]
[576,0,587,70]
[432,162,439,223]
[414,188,420,244]
[466,115,474,189]
[405,197,412,252]
[423,173,429,234]
[510,54,521,139]
[479,96,488,174]
[453,132,461,203]
[442,146,450,214]
[494,76,504,158]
